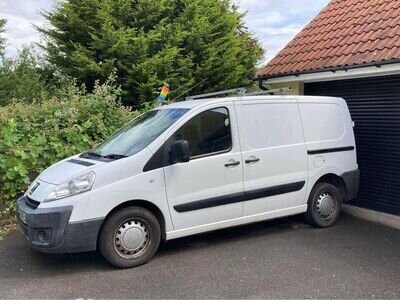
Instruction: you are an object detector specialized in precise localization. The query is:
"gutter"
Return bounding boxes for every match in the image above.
[255,59,400,81]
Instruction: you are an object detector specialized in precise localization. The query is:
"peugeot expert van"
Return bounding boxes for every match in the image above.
[16,95,359,268]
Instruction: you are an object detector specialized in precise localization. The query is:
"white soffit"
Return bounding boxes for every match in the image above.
[263,63,400,84]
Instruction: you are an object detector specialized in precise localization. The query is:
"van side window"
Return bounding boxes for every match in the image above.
[172,107,231,157]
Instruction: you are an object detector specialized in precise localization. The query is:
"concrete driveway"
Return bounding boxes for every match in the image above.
[0,213,399,299]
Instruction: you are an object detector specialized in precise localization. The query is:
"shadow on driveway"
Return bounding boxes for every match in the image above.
[0,213,399,298]
[1,215,305,274]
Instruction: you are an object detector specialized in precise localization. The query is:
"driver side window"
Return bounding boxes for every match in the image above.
[172,107,232,158]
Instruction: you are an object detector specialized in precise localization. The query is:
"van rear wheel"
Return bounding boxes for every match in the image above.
[99,206,161,268]
[305,182,342,228]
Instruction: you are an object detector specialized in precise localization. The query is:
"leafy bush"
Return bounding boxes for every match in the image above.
[0,76,136,217]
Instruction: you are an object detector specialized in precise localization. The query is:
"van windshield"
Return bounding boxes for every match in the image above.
[82,108,188,159]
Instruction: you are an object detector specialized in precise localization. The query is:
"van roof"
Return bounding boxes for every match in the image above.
[159,95,344,110]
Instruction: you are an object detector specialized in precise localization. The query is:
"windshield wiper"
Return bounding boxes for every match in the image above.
[80,151,103,158]
[80,151,126,160]
[103,153,128,160]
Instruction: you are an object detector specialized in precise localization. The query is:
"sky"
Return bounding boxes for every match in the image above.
[0,0,329,64]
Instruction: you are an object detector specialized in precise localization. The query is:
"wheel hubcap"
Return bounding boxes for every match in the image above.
[316,192,336,220]
[114,219,149,258]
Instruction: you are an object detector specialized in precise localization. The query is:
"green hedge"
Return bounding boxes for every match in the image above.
[0,78,137,217]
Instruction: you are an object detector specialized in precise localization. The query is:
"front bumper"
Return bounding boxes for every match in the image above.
[16,196,103,254]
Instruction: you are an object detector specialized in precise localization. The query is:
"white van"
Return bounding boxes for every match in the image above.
[16,95,359,268]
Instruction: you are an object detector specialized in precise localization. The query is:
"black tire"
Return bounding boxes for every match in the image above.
[99,206,161,268]
[305,182,342,228]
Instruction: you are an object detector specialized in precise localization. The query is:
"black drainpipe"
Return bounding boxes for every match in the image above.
[258,79,268,90]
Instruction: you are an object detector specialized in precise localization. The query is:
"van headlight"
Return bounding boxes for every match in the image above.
[45,172,96,202]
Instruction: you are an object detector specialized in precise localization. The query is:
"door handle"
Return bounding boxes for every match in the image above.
[225,159,241,167]
[245,156,260,164]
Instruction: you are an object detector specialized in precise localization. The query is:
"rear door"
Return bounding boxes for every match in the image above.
[235,98,308,216]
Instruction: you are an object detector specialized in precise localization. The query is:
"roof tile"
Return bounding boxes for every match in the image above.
[258,0,400,78]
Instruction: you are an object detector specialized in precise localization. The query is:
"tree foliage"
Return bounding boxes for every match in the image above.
[0,18,6,59]
[39,0,264,107]
[0,21,54,106]
[0,46,50,106]
[0,45,77,106]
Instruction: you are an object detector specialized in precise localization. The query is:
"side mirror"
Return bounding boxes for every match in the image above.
[170,140,190,163]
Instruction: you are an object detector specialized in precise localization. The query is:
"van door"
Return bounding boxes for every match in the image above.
[235,99,308,216]
[164,104,244,231]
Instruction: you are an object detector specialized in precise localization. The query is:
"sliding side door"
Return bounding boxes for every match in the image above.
[235,99,308,216]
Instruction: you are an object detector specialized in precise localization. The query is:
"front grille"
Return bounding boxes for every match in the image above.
[25,196,40,209]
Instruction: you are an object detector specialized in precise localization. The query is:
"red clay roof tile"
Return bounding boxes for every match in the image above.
[257,0,400,78]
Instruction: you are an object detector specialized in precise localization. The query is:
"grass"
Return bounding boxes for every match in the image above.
[0,217,16,240]
[0,194,17,240]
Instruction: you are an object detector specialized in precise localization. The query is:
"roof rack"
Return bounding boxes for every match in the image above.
[185,87,291,101]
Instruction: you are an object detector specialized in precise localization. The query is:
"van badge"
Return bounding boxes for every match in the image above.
[29,182,40,195]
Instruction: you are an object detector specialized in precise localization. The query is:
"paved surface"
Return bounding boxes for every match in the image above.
[0,213,399,299]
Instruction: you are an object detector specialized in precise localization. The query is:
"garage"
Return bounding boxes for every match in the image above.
[305,75,400,215]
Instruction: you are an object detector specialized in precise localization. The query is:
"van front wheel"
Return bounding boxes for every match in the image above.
[305,182,342,228]
[99,206,161,268]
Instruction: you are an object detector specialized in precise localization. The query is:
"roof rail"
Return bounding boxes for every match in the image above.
[246,87,292,96]
[185,88,246,101]
[185,87,291,101]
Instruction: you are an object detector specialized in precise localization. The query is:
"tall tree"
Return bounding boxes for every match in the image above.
[0,18,6,59]
[0,46,50,106]
[38,0,263,107]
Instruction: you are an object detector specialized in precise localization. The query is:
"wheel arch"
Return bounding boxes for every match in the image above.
[313,173,347,201]
[98,199,167,243]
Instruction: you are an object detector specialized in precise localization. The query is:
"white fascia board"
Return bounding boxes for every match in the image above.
[262,63,400,84]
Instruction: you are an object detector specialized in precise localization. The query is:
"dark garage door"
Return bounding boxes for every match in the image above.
[305,74,400,216]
